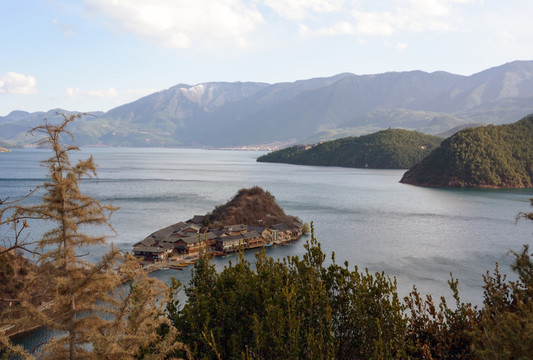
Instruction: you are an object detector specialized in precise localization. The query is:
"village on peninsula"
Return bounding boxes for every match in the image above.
[132,187,306,268]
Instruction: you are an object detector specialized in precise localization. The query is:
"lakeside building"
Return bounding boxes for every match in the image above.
[133,217,303,262]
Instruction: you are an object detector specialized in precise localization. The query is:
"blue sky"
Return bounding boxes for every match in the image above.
[1,0,532,116]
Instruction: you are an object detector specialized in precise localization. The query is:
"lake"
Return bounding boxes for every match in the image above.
[2,147,533,348]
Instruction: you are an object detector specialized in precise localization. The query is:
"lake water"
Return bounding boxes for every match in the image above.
[2,147,533,348]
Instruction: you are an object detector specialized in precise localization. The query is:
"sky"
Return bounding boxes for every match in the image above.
[1,0,533,116]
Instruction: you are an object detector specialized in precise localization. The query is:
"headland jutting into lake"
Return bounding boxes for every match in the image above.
[132,186,305,269]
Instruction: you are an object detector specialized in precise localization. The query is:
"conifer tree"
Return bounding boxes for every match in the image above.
[0,187,39,256]
[473,198,533,359]
[175,225,406,359]
[15,113,121,359]
[1,114,186,360]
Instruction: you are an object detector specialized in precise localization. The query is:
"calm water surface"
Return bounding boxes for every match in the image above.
[2,147,533,348]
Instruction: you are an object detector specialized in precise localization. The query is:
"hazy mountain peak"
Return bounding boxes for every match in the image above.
[7,110,31,118]
[3,61,533,148]
[180,84,205,104]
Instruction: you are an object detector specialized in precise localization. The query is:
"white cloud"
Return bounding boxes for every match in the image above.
[53,19,75,38]
[84,0,264,49]
[350,0,460,36]
[122,88,158,98]
[0,72,38,94]
[396,42,408,50]
[405,0,451,17]
[87,88,118,98]
[65,87,156,100]
[302,0,479,38]
[263,0,345,20]
[352,10,398,36]
[314,21,355,36]
[66,87,81,97]
[298,23,312,37]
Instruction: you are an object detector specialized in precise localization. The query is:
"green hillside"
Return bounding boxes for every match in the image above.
[257,129,443,169]
[400,115,533,188]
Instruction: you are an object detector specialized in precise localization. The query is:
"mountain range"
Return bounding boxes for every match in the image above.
[2,60,533,148]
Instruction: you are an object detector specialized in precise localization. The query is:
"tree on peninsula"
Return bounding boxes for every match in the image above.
[257,129,443,169]
[401,115,533,188]
[0,114,187,359]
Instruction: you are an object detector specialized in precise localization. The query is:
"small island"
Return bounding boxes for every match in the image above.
[133,186,305,267]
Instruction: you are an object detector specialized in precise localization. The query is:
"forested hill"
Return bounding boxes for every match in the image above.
[256,129,443,169]
[400,115,533,188]
[206,186,300,228]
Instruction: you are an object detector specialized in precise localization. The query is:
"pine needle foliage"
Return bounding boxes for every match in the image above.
[1,114,187,360]
[12,113,121,359]
[174,224,407,359]
[472,200,533,359]
[25,114,119,269]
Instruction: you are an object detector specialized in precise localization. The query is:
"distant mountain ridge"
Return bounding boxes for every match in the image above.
[2,61,533,148]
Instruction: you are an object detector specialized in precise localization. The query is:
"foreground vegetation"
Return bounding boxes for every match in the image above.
[256,129,443,169]
[167,215,533,359]
[401,115,533,188]
[0,115,186,359]
[1,115,533,359]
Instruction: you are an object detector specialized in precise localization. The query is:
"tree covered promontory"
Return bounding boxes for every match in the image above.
[256,129,443,169]
[206,186,300,229]
[401,114,533,188]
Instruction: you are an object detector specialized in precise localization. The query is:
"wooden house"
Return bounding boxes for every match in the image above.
[242,231,264,249]
[174,235,205,254]
[216,234,244,253]
[133,237,156,248]
[248,226,269,238]
[270,223,293,242]
[223,224,248,235]
[179,224,202,236]
[187,215,206,224]
[144,222,186,242]
[133,245,170,262]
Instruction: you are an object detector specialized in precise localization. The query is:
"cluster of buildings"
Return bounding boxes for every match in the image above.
[133,215,303,263]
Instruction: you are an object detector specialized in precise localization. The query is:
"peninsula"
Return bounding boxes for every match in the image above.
[256,129,443,169]
[400,114,533,188]
[133,187,305,265]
